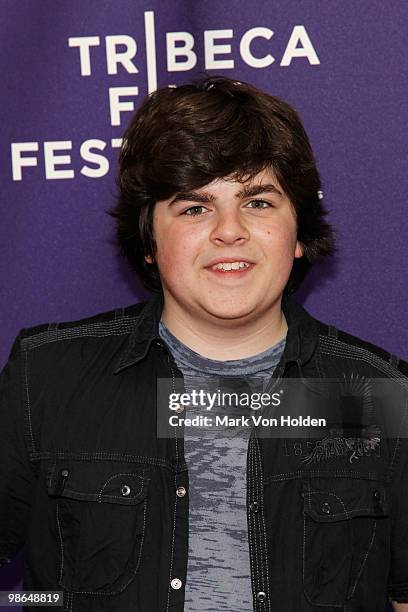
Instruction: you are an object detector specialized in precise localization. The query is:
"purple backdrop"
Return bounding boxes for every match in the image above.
[1,0,406,606]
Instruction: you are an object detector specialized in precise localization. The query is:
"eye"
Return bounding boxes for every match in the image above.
[182,205,208,216]
[246,199,273,210]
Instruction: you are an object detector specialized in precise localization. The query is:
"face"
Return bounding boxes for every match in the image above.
[146,168,303,326]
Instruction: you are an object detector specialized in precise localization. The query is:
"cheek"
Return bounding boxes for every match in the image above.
[154,223,201,275]
[262,221,298,254]
[155,243,186,274]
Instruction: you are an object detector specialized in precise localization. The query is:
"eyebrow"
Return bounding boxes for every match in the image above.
[169,183,284,205]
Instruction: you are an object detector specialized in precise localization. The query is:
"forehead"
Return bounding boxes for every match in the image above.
[200,167,283,193]
[155,166,290,208]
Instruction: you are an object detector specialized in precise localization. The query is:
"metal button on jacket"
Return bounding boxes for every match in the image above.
[321,501,331,514]
[171,578,182,590]
[176,486,186,497]
[256,591,267,602]
[120,485,131,496]
[172,403,184,413]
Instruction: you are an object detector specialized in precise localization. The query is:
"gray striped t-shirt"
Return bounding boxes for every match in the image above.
[159,321,286,611]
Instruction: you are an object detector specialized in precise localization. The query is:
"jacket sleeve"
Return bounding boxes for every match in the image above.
[0,332,37,567]
[387,377,408,604]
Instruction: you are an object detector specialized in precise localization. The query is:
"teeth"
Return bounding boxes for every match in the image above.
[213,261,250,271]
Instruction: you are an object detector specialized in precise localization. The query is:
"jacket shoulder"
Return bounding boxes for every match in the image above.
[315,319,408,377]
[19,301,147,350]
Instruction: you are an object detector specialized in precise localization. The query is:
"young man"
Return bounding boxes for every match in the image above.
[0,76,407,611]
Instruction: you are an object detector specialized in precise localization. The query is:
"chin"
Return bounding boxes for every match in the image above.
[203,302,259,322]
[204,292,282,320]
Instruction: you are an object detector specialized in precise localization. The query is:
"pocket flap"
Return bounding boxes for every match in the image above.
[47,460,150,505]
[302,478,388,522]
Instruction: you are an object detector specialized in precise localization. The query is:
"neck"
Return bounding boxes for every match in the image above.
[160,298,288,361]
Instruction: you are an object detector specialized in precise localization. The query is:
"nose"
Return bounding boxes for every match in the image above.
[209,207,250,245]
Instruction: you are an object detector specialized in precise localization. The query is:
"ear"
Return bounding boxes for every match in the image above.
[145,254,154,264]
[294,241,304,259]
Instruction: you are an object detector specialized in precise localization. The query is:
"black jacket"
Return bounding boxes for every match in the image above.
[0,292,407,611]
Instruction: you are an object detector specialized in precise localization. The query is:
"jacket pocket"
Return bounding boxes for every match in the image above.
[302,476,389,606]
[47,459,150,595]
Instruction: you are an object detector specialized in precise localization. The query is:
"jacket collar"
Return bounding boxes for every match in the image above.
[113,291,319,374]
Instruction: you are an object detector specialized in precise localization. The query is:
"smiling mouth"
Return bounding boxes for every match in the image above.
[206,261,255,278]
[212,261,251,271]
